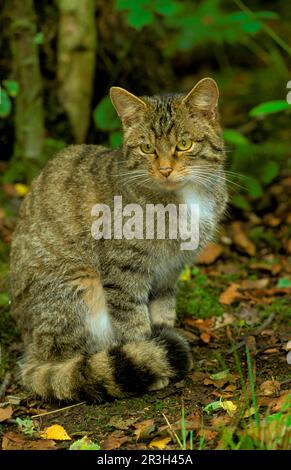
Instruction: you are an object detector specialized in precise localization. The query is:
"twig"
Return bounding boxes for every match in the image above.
[162,413,183,449]
[31,401,86,419]
[0,372,11,400]
[227,312,275,355]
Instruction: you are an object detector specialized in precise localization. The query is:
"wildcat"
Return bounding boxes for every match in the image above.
[10,77,227,401]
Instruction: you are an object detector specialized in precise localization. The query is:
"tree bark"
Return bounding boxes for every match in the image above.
[9,0,44,161]
[57,0,97,143]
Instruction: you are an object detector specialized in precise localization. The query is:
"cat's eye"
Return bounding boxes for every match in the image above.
[176,138,193,151]
[140,143,155,154]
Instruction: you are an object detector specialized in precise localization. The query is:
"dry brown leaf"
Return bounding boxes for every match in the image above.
[0,405,13,423]
[264,348,279,354]
[249,262,282,275]
[239,278,270,290]
[197,243,224,264]
[200,332,211,344]
[102,431,129,450]
[258,380,280,397]
[199,429,218,441]
[40,424,71,441]
[133,419,155,441]
[231,221,256,256]
[219,283,242,305]
[148,436,171,449]
[108,416,138,430]
[2,432,56,451]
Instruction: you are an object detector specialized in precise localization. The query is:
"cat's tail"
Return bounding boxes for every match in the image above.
[21,325,193,401]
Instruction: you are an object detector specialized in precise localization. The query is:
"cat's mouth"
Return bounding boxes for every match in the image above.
[154,175,186,191]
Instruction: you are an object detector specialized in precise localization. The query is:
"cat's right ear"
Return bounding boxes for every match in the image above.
[110,87,147,126]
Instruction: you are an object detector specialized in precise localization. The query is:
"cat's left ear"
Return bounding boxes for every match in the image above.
[110,87,147,126]
[182,78,219,119]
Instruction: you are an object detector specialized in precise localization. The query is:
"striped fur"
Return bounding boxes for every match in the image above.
[21,326,192,401]
[10,78,227,401]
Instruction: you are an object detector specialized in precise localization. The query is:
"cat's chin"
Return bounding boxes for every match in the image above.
[155,179,186,191]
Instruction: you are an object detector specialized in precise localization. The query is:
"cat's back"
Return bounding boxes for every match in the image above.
[10,144,114,281]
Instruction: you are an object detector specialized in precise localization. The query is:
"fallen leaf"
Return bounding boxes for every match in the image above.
[102,431,129,450]
[249,262,282,275]
[148,436,171,449]
[219,283,242,305]
[221,400,237,417]
[14,183,29,197]
[0,405,13,422]
[200,332,211,343]
[2,432,56,451]
[264,348,279,354]
[69,436,100,450]
[239,278,269,290]
[203,401,223,415]
[244,406,257,418]
[210,369,230,381]
[258,380,280,397]
[197,243,224,264]
[40,424,71,441]
[133,419,155,441]
[108,416,137,430]
[231,221,256,256]
[199,429,218,441]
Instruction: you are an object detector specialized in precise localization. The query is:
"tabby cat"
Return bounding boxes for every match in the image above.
[10,77,227,401]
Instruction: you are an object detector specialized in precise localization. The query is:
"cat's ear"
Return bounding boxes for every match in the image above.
[182,78,219,118]
[110,87,147,125]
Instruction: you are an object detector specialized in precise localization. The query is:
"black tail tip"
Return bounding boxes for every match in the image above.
[151,324,193,379]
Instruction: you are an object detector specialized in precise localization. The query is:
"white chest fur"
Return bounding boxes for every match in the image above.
[178,184,215,223]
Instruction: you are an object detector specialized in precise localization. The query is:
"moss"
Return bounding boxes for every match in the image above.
[258,298,291,323]
[177,271,223,318]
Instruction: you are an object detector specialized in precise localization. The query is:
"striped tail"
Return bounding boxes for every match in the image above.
[21,326,192,401]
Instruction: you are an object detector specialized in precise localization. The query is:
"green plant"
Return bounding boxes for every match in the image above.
[16,418,37,436]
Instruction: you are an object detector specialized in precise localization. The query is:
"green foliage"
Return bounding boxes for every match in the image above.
[276,277,291,288]
[0,87,12,118]
[249,100,291,117]
[177,269,223,318]
[94,96,120,131]
[16,418,37,436]
[69,436,100,451]
[3,80,19,98]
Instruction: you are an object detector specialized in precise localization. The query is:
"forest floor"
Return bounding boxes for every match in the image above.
[0,175,290,450]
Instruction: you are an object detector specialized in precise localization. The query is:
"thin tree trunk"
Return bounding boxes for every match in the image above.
[9,0,44,161]
[57,0,97,143]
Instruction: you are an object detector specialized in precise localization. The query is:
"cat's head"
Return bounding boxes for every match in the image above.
[110,78,225,191]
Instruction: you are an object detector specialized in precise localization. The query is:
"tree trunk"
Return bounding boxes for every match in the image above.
[9,0,44,161]
[57,0,97,143]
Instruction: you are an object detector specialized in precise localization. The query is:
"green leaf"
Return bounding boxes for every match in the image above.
[0,87,12,118]
[210,369,230,381]
[33,32,44,45]
[109,130,122,148]
[241,20,261,34]
[0,293,9,306]
[3,79,19,97]
[203,401,222,415]
[276,278,291,288]
[231,195,250,210]
[127,8,154,29]
[223,129,249,147]
[155,0,180,16]
[261,161,279,184]
[249,100,291,117]
[245,176,263,198]
[93,96,120,131]
[69,436,100,451]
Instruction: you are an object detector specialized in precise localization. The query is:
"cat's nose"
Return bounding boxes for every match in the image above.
[159,166,173,177]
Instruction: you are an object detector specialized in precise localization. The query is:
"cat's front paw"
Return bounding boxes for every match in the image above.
[148,377,170,391]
